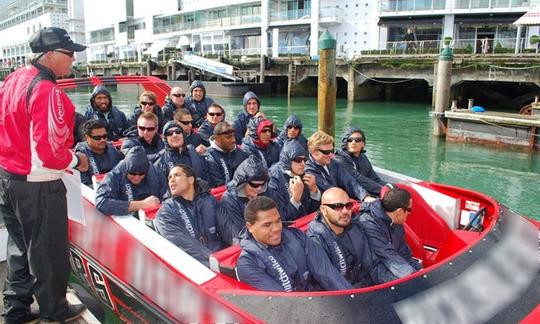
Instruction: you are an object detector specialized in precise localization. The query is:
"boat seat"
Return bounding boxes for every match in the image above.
[209,245,242,279]
[210,185,226,201]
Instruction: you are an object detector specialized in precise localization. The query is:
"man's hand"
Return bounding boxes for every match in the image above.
[75,152,89,172]
[289,176,304,204]
[302,174,317,193]
[195,144,206,155]
[363,196,377,203]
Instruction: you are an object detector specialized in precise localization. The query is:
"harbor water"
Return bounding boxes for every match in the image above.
[67,88,540,220]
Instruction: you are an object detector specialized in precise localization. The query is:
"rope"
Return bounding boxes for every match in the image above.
[350,65,415,84]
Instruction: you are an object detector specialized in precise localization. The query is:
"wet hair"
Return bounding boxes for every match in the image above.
[173,108,192,121]
[381,188,411,212]
[139,91,157,104]
[81,119,107,136]
[138,112,158,125]
[244,196,277,224]
[308,130,334,151]
[171,164,195,178]
[208,103,224,114]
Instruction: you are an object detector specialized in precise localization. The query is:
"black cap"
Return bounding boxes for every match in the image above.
[29,27,86,53]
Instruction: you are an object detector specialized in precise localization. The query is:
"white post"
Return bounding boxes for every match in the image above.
[310,0,320,58]
[272,28,280,58]
[515,25,523,54]
[261,0,269,57]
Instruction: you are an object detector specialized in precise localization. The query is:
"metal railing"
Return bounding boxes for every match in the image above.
[154,15,261,34]
[379,0,532,13]
[270,8,311,21]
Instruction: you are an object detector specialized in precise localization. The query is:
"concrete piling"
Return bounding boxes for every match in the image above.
[317,30,337,137]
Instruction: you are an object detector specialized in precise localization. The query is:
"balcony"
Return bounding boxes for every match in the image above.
[379,0,532,14]
[320,7,344,25]
[270,8,311,22]
[154,14,261,35]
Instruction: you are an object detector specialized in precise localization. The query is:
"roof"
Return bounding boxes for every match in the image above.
[514,5,540,25]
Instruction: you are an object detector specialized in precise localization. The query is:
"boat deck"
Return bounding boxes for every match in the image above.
[445,109,540,127]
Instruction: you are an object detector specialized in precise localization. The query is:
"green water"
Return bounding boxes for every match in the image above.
[67,89,540,220]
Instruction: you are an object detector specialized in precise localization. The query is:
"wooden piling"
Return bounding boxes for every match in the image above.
[317,30,337,137]
[432,45,453,137]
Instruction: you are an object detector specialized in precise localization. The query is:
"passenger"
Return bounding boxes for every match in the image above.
[305,131,375,203]
[242,117,280,168]
[237,196,353,291]
[84,85,129,141]
[173,108,205,154]
[233,91,266,145]
[184,80,214,127]
[267,140,320,221]
[205,122,248,187]
[154,165,226,266]
[359,186,422,280]
[217,156,269,245]
[95,146,166,216]
[334,127,385,196]
[72,112,87,146]
[162,86,186,122]
[197,103,225,146]
[128,91,165,133]
[121,112,164,163]
[276,114,308,150]
[75,120,123,187]
[307,188,394,287]
[154,121,208,184]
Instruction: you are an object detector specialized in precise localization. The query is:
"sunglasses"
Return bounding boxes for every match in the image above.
[54,50,74,57]
[260,128,272,134]
[287,125,301,130]
[248,181,266,188]
[128,172,146,176]
[208,112,223,117]
[140,101,155,106]
[89,134,108,141]
[171,93,185,98]
[323,202,354,211]
[318,148,335,155]
[166,128,183,136]
[138,126,156,132]
[292,156,307,163]
[178,120,192,125]
[347,137,364,143]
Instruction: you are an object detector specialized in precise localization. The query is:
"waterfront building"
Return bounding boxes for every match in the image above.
[0,0,86,67]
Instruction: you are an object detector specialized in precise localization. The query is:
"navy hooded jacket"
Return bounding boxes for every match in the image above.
[358,199,421,280]
[307,212,395,286]
[305,157,368,202]
[127,104,165,134]
[184,80,214,127]
[74,141,123,187]
[233,91,259,144]
[154,179,226,266]
[237,227,353,292]
[162,97,186,122]
[197,119,221,146]
[154,121,208,182]
[84,85,130,141]
[277,114,308,150]
[95,146,166,216]
[217,156,270,245]
[241,117,280,169]
[334,127,384,196]
[267,140,320,221]
[121,128,165,164]
[205,139,248,187]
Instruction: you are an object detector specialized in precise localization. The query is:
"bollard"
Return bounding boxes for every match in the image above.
[468,99,474,109]
[432,45,453,137]
[318,30,337,138]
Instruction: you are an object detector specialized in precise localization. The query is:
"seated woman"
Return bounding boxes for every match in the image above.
[128,90,165,133]
[155,165,226,266]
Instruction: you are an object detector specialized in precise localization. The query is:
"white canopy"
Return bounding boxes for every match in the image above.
[514,5,540,26]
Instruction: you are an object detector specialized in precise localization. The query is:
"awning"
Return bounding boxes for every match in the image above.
[514,5,540,26]
[145,39,177,58]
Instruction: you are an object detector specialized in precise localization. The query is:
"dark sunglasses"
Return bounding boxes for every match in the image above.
[89,134,108,141]
[292,156,307,163]
[178,120,193,125]
[140,101,155,106]
[138,126,156,132]
[318,148,335,155]
[171,93,185,98]
[323,202,354,211]
[347,137,364,143]
[208,112,223,117]
[248,181,266,188]
[54,50,74,57]
[128,172,146,176]
[287,125,301,130]
[260,128,272,134]
[166,128,183,136]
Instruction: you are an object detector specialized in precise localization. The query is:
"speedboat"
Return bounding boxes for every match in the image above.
[60,76,540,323]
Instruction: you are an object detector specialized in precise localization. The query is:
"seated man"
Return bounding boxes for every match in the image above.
[84,85,129,141]
[122,112,164,163]
[267,140,320,221]
[217,156,269,245]
[128,91,165,133]
[277,114,308,150]
[237,196,352,292]
[334,127,385,196]
[359,186,422,280]
[205,122,248,187]
[197,103,225,146]
[162,86,186,122]
[307,188,394,287]
[95,146,166,216]
[75,120,123,187]
[184,80,214,127]
[154,165,226,266]
[305,131,375,203]
[154,121,208,183]
[242,117,280,168]
[233,91,266,145]
[173,108,205,154]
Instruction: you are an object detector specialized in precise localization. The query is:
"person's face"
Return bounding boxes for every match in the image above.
[290,155,306,176]
[246,207,282,246]
[321,190,353,230]
[127,172,146,185]
[137,119,157,143]
[286,125,300,139]
[207,107,224,125]
[310,143,334,166]
[168,167,194,197]
[394,199,413,225]
[86,127,108,151]
[140,96,155,113]
[259,127,272,144]
[165,127,184,149]
[177,115,193,134]
[246,98,259,116]
[192,88,204,101]
[48,48,75,76]
[94,94,110,112]
[170,87,185,108]
[215,132,236,152]
[244,180,266,199]
[346,132,365,155]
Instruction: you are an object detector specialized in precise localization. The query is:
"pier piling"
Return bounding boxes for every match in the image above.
[317,30,337,137]
[433,45,454,137]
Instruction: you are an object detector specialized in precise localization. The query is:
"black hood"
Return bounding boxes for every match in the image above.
[162,120,184,149]
[124,146,149,174]
[190,80,206,100]
[242,91,260,115]
[90,85,113,111]
[278,140,307,171]
[232,156,269,188]
[340,126,366,150]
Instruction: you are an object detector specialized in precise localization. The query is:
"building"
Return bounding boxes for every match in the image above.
[0,0,86,68]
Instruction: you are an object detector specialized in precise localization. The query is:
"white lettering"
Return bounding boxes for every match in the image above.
[268,255,293,292]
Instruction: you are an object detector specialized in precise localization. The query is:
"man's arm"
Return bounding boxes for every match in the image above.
[237,252,286,291]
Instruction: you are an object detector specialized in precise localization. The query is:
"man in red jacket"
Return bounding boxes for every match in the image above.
[0,27,89,323]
